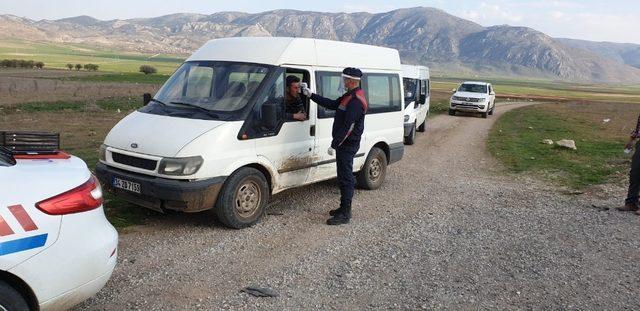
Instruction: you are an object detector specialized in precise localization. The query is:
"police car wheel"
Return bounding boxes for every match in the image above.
[0,280,29,311]
[357,147,387,190]
[215,167,269,229]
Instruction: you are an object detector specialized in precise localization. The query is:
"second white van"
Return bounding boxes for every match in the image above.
[96,37,405,228]
[402,65,430,145]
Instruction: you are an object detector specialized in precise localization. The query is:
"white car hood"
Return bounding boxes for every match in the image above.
[104,111,226,157]
[453,91,488,99]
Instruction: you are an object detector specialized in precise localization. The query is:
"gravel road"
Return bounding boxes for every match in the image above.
[79,102,640,310]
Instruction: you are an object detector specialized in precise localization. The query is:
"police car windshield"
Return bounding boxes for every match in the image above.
[150,61,271,114]
[458,84,487,94]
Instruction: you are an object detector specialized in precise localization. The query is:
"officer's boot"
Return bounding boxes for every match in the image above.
[327,205,351,225]
[329,207,344,216]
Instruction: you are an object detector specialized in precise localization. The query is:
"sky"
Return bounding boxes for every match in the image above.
[2,0,640,44]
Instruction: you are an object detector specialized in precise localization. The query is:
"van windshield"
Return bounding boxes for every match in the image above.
[403,78,418,107]
[142,61,272,119]
[458,84,487,93]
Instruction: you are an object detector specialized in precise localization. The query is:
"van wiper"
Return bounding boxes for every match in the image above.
[150,98,167,106]
[170,101,220,118]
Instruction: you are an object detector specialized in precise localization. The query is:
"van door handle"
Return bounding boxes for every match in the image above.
[310,125,316,136]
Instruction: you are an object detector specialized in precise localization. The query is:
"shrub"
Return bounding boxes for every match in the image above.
[67,63,74,70]
[35,61,45,69]
[75,64,83,71]
[139,65,157,75]
[84,63,99,71]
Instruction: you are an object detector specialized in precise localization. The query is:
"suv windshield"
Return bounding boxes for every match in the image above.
[403,78,418,107]
[458,84,488,94]
[141,61,272,120]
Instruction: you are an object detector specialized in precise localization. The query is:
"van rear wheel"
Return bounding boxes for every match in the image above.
[215,167,269,229]
[357,147,387,190]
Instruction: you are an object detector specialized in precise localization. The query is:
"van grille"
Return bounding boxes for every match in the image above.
[112,152,157,170]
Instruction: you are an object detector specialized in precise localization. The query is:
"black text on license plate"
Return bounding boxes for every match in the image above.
[113,177,141,193]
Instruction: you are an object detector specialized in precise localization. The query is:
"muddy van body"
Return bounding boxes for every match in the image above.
[401,64,430,145]
[96,37,404,228]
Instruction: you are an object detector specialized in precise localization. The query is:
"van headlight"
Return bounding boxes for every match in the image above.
[158,156,204,176]
[404,115,410,122]
[99,144,107,161]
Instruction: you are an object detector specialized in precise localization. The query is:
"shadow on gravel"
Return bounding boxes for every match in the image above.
[122,178,342,231]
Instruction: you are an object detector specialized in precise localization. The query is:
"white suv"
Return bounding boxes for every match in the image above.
[449,81,496,118]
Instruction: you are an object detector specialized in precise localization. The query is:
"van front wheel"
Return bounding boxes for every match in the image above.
[215,167,269,229]
[357,147,387,190]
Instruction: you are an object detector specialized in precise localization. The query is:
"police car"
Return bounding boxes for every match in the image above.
[0,132,118,310]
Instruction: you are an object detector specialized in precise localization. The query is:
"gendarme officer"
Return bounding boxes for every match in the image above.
[303,67,368,225]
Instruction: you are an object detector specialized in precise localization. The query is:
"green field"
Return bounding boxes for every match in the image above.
[488,102,634,189]
[0,38,184,74]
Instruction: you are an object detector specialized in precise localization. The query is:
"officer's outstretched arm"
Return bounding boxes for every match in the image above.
[311,93,339,110]
[331,99,361,149]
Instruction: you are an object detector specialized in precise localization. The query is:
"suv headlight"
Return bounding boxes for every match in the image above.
[158,156,204,176]
[99,144,107,161]
[477,98,486,102]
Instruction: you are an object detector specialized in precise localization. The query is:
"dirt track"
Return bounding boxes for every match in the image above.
[80,102,640,310]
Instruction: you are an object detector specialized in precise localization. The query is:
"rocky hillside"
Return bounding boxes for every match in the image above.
[557,38,640,69]
[1,7,639,82]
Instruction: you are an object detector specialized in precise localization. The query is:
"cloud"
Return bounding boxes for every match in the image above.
[460,2,523,25]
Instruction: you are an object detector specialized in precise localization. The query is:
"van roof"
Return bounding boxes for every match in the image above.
[187,37,402,71]
[401,64,429,79]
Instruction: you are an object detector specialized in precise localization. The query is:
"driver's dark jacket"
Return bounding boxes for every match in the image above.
[285,95,305,121]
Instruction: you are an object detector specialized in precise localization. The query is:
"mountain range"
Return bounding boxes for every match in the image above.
[1,7,639,83]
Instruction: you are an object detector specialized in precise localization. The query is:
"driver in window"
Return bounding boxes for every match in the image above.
[285,75,307,121]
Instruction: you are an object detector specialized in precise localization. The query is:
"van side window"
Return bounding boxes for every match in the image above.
[421,79,429,98]
[284,68,311,122]
[315,71,345,119]
[362,73,402,114]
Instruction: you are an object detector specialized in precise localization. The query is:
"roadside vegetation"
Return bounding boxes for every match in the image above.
[488,102,634,189]
[0,97,152,228]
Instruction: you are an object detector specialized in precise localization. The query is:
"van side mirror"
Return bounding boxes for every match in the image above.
[261,103,279,130]
[419,94,426,105]
[490,91,495,95]
[143,93,152,106]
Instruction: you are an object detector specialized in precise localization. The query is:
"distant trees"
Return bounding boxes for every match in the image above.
[84,63,99,71]
[139,65,157,75]
[0,59,45,69]
[75,64,82,71]
[67,63,74,70]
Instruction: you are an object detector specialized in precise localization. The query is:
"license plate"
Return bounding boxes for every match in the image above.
[113,177,141,194]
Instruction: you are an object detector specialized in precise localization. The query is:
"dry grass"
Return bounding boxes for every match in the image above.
[0,76,159,105]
